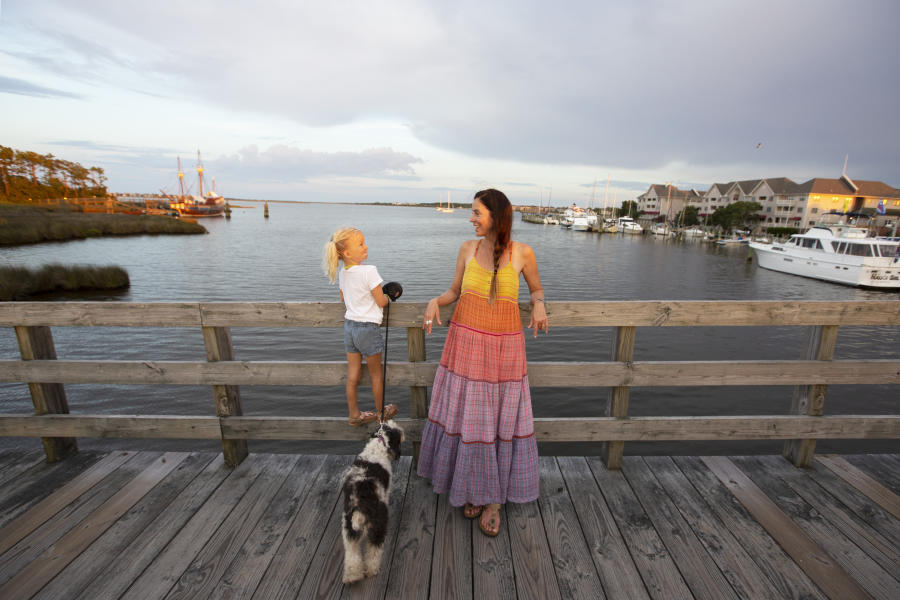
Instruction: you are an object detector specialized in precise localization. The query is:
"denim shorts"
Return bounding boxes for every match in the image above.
[344,319,384,357]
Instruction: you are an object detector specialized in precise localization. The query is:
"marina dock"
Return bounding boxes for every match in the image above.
[0,449,897,599]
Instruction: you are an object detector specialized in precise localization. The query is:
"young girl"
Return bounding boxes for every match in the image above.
[323,227,398,426]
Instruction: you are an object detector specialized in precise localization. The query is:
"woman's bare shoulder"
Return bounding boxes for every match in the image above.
[512,240,536,258]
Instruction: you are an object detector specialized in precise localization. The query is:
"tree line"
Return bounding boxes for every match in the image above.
[0,145,108,202]
[617,199,767,231]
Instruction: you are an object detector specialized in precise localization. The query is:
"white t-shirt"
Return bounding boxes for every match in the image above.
[339,264,384,323]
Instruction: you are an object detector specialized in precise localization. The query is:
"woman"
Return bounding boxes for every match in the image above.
[417,188,549,537]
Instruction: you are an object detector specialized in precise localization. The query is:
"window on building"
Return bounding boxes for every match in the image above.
[811,208,818,214]
[766,207,771,212]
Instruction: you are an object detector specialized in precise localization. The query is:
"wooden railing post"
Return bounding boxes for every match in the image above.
[407,327,426,467]
[783,324,838,467]
[602,325,635,470]
[14,326,78,462]
[202,326,248,467]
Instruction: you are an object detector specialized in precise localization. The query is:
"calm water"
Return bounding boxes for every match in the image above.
[1,202,898,455]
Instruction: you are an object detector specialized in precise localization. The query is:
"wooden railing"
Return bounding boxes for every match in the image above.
[1,301,898,469]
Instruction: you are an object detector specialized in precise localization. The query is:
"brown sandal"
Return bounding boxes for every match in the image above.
[478,505,501,537]
[348,411,378,427]
[379,403,398,421]
[463,503,483,519]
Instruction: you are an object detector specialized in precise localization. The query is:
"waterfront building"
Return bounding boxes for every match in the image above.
[636,184,703,225]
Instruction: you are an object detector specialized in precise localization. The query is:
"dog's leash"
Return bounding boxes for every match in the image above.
[380,282,403,422]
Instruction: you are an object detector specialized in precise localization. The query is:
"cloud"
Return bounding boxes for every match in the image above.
[6,1,900,185]
[0,75,81,99]
[215,145,423,181]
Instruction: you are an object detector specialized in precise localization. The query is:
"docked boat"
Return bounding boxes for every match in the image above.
[617,216,643,234]
[164,152,225,218]
[602,218,618,233]
[682,227,704,238]
[716,236,750,245]
[749,212,900,289]
[650,223,672,236]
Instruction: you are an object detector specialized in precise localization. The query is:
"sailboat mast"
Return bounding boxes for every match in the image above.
[604,173,610,217]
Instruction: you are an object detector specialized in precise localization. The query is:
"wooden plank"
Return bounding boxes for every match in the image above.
[15,325,77,462]
[0,451,104,530]
[844,454,900,496]
[0,414,222,439]
[536,457,604,600]
[603,325,634,469]
[0,451,135,555]
[816,455,900,519]
[702,456,870,600]
[337,456,413,600]
[202,325,248,467]
[4,358,899,387]
[385,458,439,599]
[251,455,351,600]
[430,492,473,600]
[207,455,325,599]
[164,454,300,599]
[506,496,562,600]
[472,502,516,600]
[0,452,188,600]
[644,456,785,600]
[747,456,899,572]
[3,300,898,328]
[118,454,273,600]
[556,457,649,599]
[0,302,202,327]
[733,456,898,600]
[585,457,692,600]
[0,452,161,586]
[73,454,229,600]
[294,477,353,600]
[621,456,739,600]
[33,452,217,600]
[0,450,43,489]
[784,324,838,467]
[805,459,900,548]
[3,414,898,443]
[407,326,427,466]
[672,456,827,600]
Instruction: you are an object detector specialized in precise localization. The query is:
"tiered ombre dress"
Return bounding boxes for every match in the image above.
[417,242,539,506]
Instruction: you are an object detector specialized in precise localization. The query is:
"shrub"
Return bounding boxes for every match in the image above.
[0,264,130,300]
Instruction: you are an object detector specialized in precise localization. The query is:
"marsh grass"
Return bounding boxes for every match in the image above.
[1,264,130,300]
[0,203,206,246]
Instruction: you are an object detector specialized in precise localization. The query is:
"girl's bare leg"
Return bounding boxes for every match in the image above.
[346,353,363,418]
[365,352,384,414]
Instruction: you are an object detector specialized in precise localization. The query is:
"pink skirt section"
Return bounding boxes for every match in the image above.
[417,322,539,507]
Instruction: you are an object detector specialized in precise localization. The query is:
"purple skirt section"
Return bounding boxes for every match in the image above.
[416,365,539,506]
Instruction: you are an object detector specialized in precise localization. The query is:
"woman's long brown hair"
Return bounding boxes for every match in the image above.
[474,189,512,304]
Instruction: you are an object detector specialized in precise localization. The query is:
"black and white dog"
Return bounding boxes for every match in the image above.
[341,419,404,584]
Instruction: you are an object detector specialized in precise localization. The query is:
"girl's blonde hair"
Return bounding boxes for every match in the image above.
[322,227,362,284]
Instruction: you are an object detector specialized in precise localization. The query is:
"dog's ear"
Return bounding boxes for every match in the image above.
[386,427,402,459]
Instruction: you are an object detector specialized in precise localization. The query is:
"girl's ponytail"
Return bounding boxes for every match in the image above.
[322,227,361,284]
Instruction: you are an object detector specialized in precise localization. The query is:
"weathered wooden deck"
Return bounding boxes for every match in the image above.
[0,450,897,599]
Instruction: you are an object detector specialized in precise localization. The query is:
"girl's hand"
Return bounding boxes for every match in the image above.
[423,298,441,334]
[528,301,549,338]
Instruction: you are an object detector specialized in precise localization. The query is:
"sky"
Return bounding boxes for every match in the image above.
[1,1,898,206]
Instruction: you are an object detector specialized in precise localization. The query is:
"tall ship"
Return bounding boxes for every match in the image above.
[163,151,225,218]
[749,212,900,289]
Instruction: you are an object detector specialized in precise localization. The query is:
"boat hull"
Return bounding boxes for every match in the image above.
[750,243,900,289]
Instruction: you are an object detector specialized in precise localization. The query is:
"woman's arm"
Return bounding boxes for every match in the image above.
[517,242,549,337]
[423,241,473,334]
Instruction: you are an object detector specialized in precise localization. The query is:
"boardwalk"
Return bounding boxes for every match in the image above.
[0,450,897,599]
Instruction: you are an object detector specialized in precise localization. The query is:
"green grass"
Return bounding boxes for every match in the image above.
[0,264,130,300]
[0,203,206,246]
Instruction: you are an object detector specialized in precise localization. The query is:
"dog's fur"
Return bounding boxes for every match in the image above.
[341,419,404,584]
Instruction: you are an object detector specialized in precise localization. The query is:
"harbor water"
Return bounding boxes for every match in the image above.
[1,202,898,456]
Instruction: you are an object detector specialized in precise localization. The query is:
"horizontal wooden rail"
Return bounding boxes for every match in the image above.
[1,300,898,328]
[1,359,898,387]
[0,414,897,442]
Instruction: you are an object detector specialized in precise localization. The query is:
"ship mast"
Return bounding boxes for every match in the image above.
[177,157,185,201]
[196,150,204,198]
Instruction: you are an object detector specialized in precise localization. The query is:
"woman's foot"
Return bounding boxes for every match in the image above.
[348,411,378,426]
[463,503,483,519]
[479,504,501,537]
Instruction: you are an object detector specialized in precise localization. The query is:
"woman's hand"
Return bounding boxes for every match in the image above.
[528,300,548,338]
[423,298,441,334]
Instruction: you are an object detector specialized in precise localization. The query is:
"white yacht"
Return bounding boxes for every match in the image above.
[617,216,643,234]
[749,212,900,289]
[682,227,704,238]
